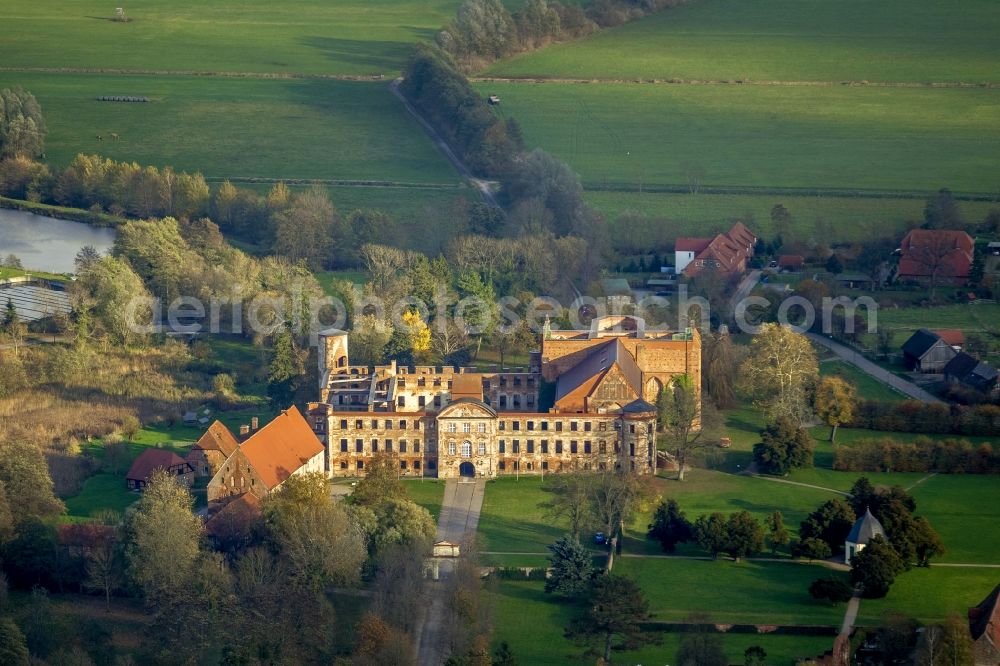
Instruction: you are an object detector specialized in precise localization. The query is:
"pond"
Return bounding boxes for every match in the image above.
[0,207,117,274]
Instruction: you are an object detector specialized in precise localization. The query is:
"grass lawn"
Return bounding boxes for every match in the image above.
[3,72,459,184]
[403,478,446,521]
[479,477,567,553]
[874,303,1000,333]
[492,579,836,665]
[483,0,1000,84]
[857,566,1000,625]
[64,473,139,520]
[0,266,72,282]
[909,474,1000,564]
[1,0,460,76]
[820,360,907,402]
[473,81,1000,194]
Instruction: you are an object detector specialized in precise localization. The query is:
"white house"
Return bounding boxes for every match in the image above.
[845,508,885,564]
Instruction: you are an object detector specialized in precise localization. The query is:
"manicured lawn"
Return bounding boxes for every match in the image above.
[909,474,1000,564]
[483,0,1000,83]
[473,81,1000,193]
[857,566,1000,625]
[0,266,72,282]
[64,473,139,520]
[1,0,460,76]
[479,477,567,553]
[820,360,907,403]
[3,72,459,184]
[403,478,446,521]
[492,579,836,665]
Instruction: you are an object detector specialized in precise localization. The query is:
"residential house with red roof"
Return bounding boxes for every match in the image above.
[675,222,757,278]
[186,419,241,478]
[897,229,974,285]
[126,449,194,491]
[206,406,325,506]
[969,583,1000,665]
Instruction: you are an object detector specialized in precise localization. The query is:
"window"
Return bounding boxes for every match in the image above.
[526,394,535,406]
[355,420,363,429]
[340,461,347,469]
[371,419,378,429]
[556,440,563,454]
[584,422,592,432]
[513,396,521,408]
[541,421,549,431]
[542,461,549,470]
[386,439,393,452]
[499,461,506,471]
[599,422,607,431]
[499,441,506,454]
[463,423,471,433]
[478,442,486,455]
[512,421,520,431]
[499,396,507,408]
[340,439,348,453]
[419,396,426,407]
[527,421,535,431]
[397,396,405,407]
[418,378,426,387]
[527,440,535,454]
[499,421,506,431]
[556,422,563,432]
[340,419,348,429]
[478,423,486,433]
[570,441,578,454]
[447,423,457,433]
[372,439,379,453]
[584,441,592,454]
[571,422,578,432]
[355,439,363,453]
[400,460,407,469]
[483,379,491,389]
[541,440,549,454]
[448,442,456,455]
[414,442,420,453]
[400,440,407,453]
[599,441,606,454]
[461,441,472,457]
[399,419,407,429]
[513,461,520,471]
[512,440,520,454]
[630,424,636,433]
[385,420,393,429]
[357,460,364,470]
[630,443,635,456]
[414,461,421,470]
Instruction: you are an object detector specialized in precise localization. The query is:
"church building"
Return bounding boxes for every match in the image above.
[306,315,700,479]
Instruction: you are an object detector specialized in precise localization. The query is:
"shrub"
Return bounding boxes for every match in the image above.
[809,577,854,604]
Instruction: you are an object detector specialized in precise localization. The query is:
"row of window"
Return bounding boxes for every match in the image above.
[339,439,422,454]
[446,441,486,457]
[498,419,625,433]
[339,459,427,471]
[497,460,643,472]
[440,439,650,458]
[338,418,423,431]
[394,376,536,389]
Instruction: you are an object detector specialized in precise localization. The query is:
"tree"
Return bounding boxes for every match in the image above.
[272,188,336,270]
[352,453,406,507]
[702,330,739,409]
[796,537,832,561]
[1,298,25,358]
[916,613,975,666]
[847,476,879,516]
[267,324,305,408]
[545,535,594,599]
[850,535,903,598]
[815,376,857,442]
[693,512,729,560]
[368,497,436,559]
[123,470,203,602]
[658,375,711,481]
[84,526,123,609]
[923,188,963,229]
[0,87,46,158]
[569,574,655,663]
[588,471,655,552]
[800,499,856,554]
[3,518,58,589]
[738,324,819,424]
[492,641,516,666]
[677,624,727,666]
[263,473,366,591]
[753,418,813,475]
[809,577,854,604]
[0,616,29,666]
[0,440,64,524]
[765,511,790,554]
[825,253,844,274]
[647,499,692,554]
[539,473,594,541]
[725,511,764,561]
[350,314,394,367]
[70,254,153,345]
[744,645,767,666]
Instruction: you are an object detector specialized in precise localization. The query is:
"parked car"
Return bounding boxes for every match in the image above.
[594,532,606,545]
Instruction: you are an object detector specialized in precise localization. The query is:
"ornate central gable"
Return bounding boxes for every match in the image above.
[437,398,497,420]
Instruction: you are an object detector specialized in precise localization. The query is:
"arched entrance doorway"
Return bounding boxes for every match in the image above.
[459,462,475,478]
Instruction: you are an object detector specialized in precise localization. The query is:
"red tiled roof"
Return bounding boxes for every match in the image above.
[898,229,974,280]
[205,493,261,538]
[778,254,805,267]
[726,221,757,250]
[682,222,757,277]
[239,406,324,490]
[933,329,965,347]
[126,449,189,482]
[193,420,240,456]
[675,237,712,253]
[969,584,1000,651]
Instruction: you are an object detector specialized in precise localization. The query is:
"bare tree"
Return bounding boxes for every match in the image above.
[539,471,594,541]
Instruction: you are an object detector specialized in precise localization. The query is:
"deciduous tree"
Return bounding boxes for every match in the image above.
[815,376,857,442]
[738,324,818,424]
[850,535,903,598]
[753,418,813,475]
[539,472,594,541]
[693,512,729,560]
[726,511,764,561]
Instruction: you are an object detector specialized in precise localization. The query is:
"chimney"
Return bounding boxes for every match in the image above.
[251,416,259,431]
[239,424,250,437]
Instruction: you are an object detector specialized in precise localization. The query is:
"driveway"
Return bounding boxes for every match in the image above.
[807,333,944,404]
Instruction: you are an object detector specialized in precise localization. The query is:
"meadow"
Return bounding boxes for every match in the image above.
[1,0,461,76]
[1,72,459,184]
[586,190,999,242]
[475,81,1000,193]
[483,0,1000,83]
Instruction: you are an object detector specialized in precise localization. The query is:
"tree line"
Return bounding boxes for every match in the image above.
[0,450,441,665]
[436,0,686,70]
[0,88,45,161]
[834,436,1000,474]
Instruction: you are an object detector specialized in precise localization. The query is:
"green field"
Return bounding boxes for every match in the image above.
[588,190,999,242]
[403,478,446,521]
[492,579,836,665]
[857,566,999,625]
[0,72,459,183]
[475,81,1000,193]
[2,0,460,76]
[483,0,1000,84]
[820,360,907,403]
